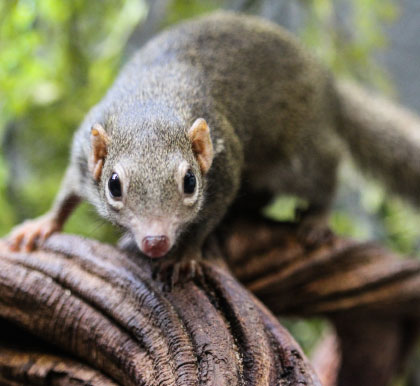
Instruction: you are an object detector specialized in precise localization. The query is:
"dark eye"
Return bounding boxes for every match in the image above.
[183,169,196,194]
[108,172,122,199]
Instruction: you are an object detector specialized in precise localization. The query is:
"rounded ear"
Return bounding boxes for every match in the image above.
[90,123,109,181]
[188,118,214,174]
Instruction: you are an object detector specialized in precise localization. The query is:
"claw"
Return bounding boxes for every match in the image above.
[154,258,205,290]
[7,215,60,252]
[170,259,205,288]
[8,232,24,252]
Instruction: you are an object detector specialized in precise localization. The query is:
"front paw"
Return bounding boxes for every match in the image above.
[7,214,60,252]
[154,259,204,290]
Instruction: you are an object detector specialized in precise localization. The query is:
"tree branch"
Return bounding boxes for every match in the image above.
[2,212,420,385]
[222,216,420,386]
[0,234,319,385]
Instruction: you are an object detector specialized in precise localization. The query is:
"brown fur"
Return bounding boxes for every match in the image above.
[8,11,420,258]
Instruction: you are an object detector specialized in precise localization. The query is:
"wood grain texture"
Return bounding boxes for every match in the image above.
[222,216,420,386]
[0,233,319,385]
[2,213,420,385]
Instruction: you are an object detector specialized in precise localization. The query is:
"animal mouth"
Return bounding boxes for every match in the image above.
[130,216,178,259]
[140,235,171,258]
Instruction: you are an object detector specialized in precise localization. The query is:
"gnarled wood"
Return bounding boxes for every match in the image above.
[222,216,420,386]
[0,347,117,385]
[0,235,319,385]
[2,212,420,385]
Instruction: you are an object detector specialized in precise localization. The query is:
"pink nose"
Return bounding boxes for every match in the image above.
[141,236,170,258]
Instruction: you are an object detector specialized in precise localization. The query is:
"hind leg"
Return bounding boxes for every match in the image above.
[296,201,333,246]
[295,158,338,247]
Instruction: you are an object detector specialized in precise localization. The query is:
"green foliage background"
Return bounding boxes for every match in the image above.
[1,0,418,370]
[0,0,147,241]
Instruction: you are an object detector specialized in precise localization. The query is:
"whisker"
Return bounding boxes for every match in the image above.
[85,219,107,238]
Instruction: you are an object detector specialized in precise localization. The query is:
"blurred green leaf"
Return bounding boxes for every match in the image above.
[164,0,223,26]
[0,0,147,237]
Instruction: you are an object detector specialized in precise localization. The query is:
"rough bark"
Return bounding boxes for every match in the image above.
[222,216,420,386]
[1,213,420,385]
[0,346,117,385]
[0,234,319,385]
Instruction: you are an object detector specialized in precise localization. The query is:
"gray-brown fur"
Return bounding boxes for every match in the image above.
[335,80,420,206]
[9,11,420,257]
